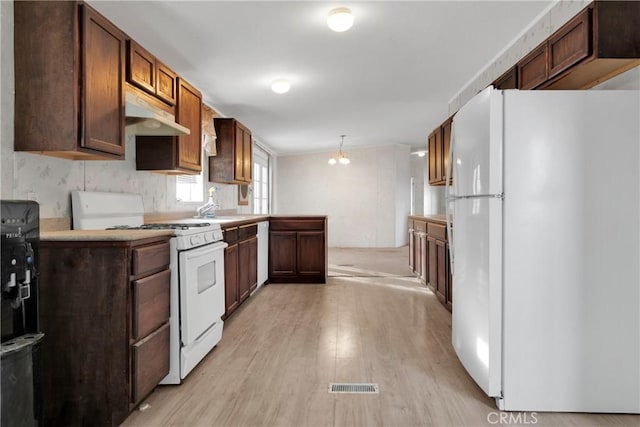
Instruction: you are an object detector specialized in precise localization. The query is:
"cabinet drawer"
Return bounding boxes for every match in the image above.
[132,269,170,340]
[269,219,325,231]
[132,242,170,276]
[223,226,239,244]
[239,224,257,240]
[427,223,447,241]
[414,220,426,233]
[132,322,170,404]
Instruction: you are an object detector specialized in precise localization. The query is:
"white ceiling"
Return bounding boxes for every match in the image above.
[89,1,552,155]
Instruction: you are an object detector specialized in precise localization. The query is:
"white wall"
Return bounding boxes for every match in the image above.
[409,155,424,216]
[275,145,410,248]
[0,1,245,219]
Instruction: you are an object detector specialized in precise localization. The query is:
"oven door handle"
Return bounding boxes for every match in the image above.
[180,241,228,260]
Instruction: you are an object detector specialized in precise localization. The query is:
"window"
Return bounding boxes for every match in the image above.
[176,146,204,203]
[253,144,270,214]
[176,172,204,203]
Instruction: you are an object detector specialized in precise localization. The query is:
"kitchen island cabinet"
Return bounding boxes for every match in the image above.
[269,217,327,284]
[38,235,171,426]
[14,1,126,160]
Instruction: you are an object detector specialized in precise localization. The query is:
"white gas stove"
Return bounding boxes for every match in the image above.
[71,191,227,384]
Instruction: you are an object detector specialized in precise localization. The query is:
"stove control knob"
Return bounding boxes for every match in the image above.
[204,232,213,243]
[190,235,201,246]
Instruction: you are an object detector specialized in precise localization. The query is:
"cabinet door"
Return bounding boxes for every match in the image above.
[420,233,428,284]
[412,232,421,275]
[238,238,254,303]
[269,231,297,276]
[435,127,443,183]
[493,66,518,89]
[248,236,258,293]
[127,40,155,95]
[298,231,325,276]
[442,119,452,183]
[518,44,548,89]
[81,5,125,157]
[435,240,447,304]
[155,61,177,106]
[548,9,591,78]
[224,244,239,317]
[175,78,202,172]
[243,129,253,182]
[408,228,415,272]
[234,126,245,182]
[428,132,437,184]
[427,237,438,294]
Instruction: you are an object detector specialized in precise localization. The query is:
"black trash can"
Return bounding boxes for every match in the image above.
[1,333,44,427]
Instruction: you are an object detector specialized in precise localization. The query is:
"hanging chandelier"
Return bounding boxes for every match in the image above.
[328,135,350,165]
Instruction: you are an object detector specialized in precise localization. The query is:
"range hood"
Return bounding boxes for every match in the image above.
[125,91,190,136]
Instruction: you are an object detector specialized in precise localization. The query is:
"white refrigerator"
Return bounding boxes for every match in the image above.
[445,87,639,412]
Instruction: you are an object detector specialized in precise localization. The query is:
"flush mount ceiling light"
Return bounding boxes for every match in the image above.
[271,79,290,94]
[327,7,354,32]
[328,135,350,165]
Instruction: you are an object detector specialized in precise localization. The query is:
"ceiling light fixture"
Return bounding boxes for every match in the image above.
[327,7,354,32]
[328,135,350,165]
[271,79,290,94]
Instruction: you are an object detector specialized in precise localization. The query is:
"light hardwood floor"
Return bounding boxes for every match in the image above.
[123,247,639,427]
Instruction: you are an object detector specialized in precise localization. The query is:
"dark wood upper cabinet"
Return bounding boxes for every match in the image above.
[135,78,203,174]
[175,79,203,171]
[14,2,126,160]
[516,1,640,90]
[127,40,156,95]
[126,40,177,106]
[548,8,592,78]
[209,118,253,185]
[442,118,452,184]
[428,116,454,186]
[156,61,178,106]
[492,66,518,89]
[517,44,549,90]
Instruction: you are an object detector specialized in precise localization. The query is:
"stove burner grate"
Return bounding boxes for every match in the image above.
[106,222,213,231]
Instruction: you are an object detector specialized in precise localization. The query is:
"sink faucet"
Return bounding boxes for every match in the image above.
[195,187,217,218]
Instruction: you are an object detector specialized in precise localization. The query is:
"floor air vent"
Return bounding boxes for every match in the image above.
[328,383,379,394]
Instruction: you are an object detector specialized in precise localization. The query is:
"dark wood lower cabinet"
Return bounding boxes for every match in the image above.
[238,236,257,301]
[409,216,452,312]
[224,243,239,317]
[222,223,257,319]
[38,236,171,426]
[268,217,327,283]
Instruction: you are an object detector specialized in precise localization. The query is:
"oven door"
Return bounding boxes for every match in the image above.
[178,241,227,347]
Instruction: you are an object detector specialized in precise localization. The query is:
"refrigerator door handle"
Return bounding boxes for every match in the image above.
[448,193,504,201]
[445,123,455,271]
